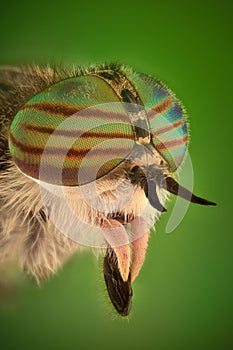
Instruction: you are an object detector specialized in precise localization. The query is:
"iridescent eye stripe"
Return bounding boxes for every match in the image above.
[20,123,135,139]
[21,103,131,123]
[153,120,184,136]
[12,157,126,186]
[147,98,173,115]
[156,136,188,151]
[20,102,85,117]
[9,133,133,159]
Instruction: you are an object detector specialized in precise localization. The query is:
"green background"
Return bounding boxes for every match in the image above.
[0,0,232,349]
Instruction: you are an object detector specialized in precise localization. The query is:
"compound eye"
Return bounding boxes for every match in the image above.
[9,75,135,186]
[125,72,188,172]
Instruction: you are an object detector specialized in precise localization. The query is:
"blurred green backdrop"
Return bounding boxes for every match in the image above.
[0,0,232,349]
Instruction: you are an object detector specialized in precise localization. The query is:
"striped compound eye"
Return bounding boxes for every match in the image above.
[8,75,135,186]
[8,69,188,186]
[125,71,188,171]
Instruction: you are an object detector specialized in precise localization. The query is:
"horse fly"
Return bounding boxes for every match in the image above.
[0,64,216,316]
